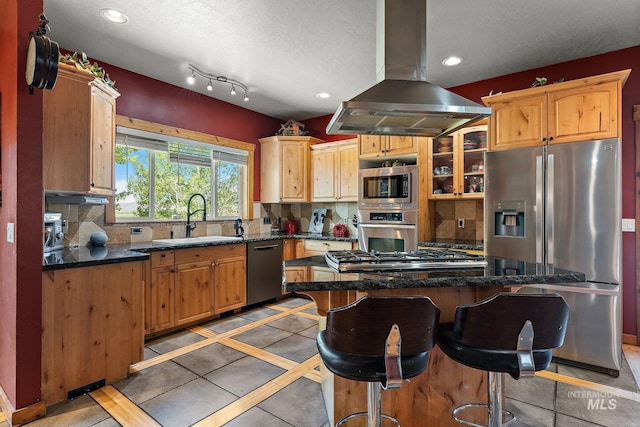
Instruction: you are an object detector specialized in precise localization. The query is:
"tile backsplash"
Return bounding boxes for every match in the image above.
[46,201,358,247]
[433,200,484,242]
[261,201,358,236]
[47,199,478,247]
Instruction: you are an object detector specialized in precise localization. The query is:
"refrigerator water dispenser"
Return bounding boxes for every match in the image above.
[493,201,525,237]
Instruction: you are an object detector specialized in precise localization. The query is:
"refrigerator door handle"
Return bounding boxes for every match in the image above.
[547,154,554,264]
[536,155,544,264]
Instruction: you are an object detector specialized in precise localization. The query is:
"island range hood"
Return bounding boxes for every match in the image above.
[326,0,491,138]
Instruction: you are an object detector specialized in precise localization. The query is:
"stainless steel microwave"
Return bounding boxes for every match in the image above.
[358,165,418,210]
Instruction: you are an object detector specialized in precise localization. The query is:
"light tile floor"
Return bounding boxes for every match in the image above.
[2,296,640,427]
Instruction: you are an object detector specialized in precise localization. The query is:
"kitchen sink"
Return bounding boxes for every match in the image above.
[152,236,243,246]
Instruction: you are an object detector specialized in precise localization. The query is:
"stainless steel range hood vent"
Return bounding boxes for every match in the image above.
[326,0,491,138]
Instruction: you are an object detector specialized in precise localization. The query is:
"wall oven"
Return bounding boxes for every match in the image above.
[358,165,417,210]
[358,209,418,252]
[358,165,418,251]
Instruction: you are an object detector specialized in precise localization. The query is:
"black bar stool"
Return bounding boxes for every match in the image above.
[437,292,570,427]
[317,296,440,427]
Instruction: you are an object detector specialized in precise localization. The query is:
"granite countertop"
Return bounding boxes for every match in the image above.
[42,232,357,271]
[283,255,585,292]
[418,239,484,251]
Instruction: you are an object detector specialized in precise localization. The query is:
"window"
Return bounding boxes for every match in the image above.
[115,126,249,221]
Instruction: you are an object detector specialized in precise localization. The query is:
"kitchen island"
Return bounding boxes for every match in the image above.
[283,255,584,426]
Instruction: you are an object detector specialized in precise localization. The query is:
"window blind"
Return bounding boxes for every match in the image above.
[116,126,248,166]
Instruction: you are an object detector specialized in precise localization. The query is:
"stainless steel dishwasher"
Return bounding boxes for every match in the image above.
[246,240,284,305]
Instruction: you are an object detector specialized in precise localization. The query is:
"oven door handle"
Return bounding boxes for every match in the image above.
[359,223,416,229]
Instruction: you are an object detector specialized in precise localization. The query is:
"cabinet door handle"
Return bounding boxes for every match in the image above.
[161,253,166,258]
[548,136,554,141]
[170,269,175,273]
[541,137,547,142]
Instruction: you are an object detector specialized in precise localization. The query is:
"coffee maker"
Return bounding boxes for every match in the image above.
[44,211,64,253]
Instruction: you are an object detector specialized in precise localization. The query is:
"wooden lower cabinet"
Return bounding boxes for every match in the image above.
[147,244,247,335]
[150,264,175,332]
[213,255,246,313]
[41,261,145,406]
[175,260,215,325]
[300,239,355,257]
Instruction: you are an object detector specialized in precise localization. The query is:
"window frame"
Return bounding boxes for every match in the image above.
[107,116,255,224]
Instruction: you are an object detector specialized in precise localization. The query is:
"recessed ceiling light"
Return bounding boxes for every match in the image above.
[442,56,462,66]
[316,92,331,99]
[100,9,129,24]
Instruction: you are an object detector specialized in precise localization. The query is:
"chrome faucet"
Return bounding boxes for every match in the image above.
[186,193,206,238]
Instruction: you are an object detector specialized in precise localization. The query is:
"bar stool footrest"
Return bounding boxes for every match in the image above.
[335,411,400,426]
[453,403,515,427]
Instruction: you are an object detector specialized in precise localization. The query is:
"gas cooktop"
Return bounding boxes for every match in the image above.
[325,249,487,272]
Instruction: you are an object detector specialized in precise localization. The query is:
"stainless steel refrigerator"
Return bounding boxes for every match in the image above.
[484,138,622,375]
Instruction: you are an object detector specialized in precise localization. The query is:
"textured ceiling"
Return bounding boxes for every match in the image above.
[43,0,640,121]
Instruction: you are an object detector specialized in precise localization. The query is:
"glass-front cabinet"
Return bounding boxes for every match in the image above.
[427,125,487,199]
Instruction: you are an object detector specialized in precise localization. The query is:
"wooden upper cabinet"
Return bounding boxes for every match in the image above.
[483,69,629,151]
[259,136,323,203]
[548,82,618,144]
[359,135,416,158]
[281,140,309,201]
[311,138,358,202]
[90,85,118,193]
[311,146,337,200]
[337,141,358,200]
[486,95,546,150]
[44,63,120,195]
[427,125,487,200]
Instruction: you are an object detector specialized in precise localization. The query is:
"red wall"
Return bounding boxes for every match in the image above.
[102,64,282,201]
[448,46,640,337]
[0,0,45,409]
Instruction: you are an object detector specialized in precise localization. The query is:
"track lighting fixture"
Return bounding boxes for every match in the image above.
[187,64,249,102]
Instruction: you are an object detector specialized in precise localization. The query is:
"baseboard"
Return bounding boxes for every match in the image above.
[0,384,46,426]
[623,333,637,346]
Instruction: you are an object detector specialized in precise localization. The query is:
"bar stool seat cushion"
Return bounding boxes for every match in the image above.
[317,330,429,383]
[437,322,552,379]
